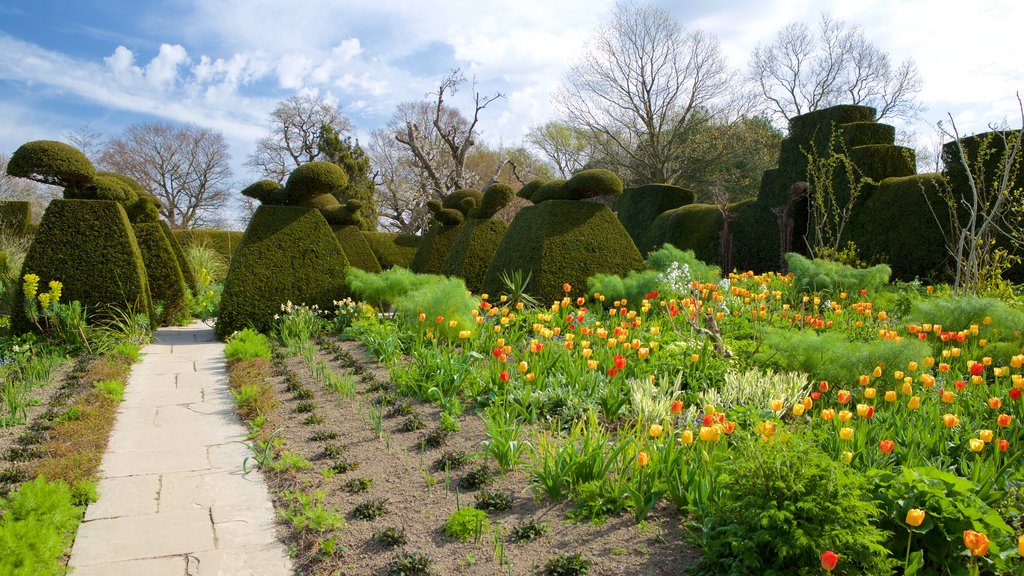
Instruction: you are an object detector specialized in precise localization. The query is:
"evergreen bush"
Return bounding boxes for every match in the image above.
[410,222,464,275]
[332,225,382,273]
[616,183,695,247]
[346,267,444,309]
[442,218,507,293]
[216,206,349,339]
[362,232,419,269]
[133,222,189,325]
[159,221,196,288]
[6,140,95,190]
[784,252,891,295]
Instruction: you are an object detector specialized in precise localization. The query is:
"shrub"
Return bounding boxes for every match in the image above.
[0,477,83,576]
[0,201,30,237]
[693,436,898,576]
[346,267,444,309]
[562,168,623,199]
[332,225,381,273]
[642,203,722,261]
[442,218,507,293]
[224,328,272,361]
[443,507,490,541]
[850,144,916,182]
[183,239,228,285]
[409,222,464,275]
[785,252,891,295]
[388,550,432,576]
[159,221,196,288]
[528,179,568,203]
[616,183,695,246]
[362,232,419,270]
[586,244,718,305]
[13,199,151,333]
[730,199,782,272]
[905,296,1024,345]
[516,179,544,201]
[171,229,244,264]
[543,552,591,576]
[393,276,478,339]
[284,161,348,201]
[216,205,349,339]
[482,200,644,307]
[840,122,896,148]
[469,182,514,219]
[133,223,189,325]
[6,140,95,190]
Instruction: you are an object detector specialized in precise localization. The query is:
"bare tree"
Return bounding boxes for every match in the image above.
[525,121,593,178]
[101,122,233,229]
[0,153,61,221]
[247,95,354,183]
[748,13,923,124]
[62,123,105,164]
[557,1,731,185]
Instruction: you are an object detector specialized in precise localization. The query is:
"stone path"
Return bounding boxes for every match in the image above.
[69,323,292,576]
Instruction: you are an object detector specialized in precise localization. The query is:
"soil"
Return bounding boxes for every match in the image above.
[0,358,80,496]
[259,335,701,576]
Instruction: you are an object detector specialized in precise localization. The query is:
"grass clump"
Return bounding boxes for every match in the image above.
[0,477,83,576]
[224,328,272,361]
[443,507,490,542]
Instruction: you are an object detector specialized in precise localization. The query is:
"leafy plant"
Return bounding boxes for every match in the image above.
[510,519,548,543]
[785,252,891,295]
[0,477,83,576]
[224,328,272,361]
[419,428,449,450]
[543,552,591,576]
[351,497,389,520]
[473,489,513,512]
[444,507,490,542]
[435,450,469,472]
[342,477,372,494]
[458,464,495,491]
[697,367,809,413]
[480,405,527,471]
[372,526,408,548]
[278,488,343,534]
[388,549,433,576]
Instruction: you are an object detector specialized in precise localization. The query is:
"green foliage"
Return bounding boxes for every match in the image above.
[693,436,898,576]
[393,276,478,338]
[133,223,188,325]
[443,507,490,541]
[171,230,243,264]
[332,225,381,273]
[730,199,781,272]
[616,184,695,246]
[543,552,591,576]
[905,296,1024,344]
[362,232,419,270]
[351,497,389,520]
[510,519,548,543]
[318,124,378,231]
[372,526,408,548]
[516,179,544,201]
[216,206,349,339]
[761,329,930,388]
[409,221,464,275]
[645,244,721,282]
[469,182,514,219]
[697,368,810,414]
[278,488,342,534]
[839,122,896,148]
[69,174,136,203]
[0,202,31,237]
[224,328,272,361]
[868,466,1017,574]
[586,245,719,305]
[14,199,152,333]
[346,267,443,309]
[7,140,95,191]
[240,179,285,204]
[642,203,722,261]
[181,237,226,287]
[284,161,348,202]
[388,550,433,575]
[529,179,568,203]
[849,145,916,182]
[482,201,644,307]
[442,218,507,293]
[442,189,483,214]
[785,253,891,295]
[0,477,83,576]
[156,221,195,288]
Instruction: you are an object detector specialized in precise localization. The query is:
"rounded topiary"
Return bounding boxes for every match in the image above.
[410,222,464,275]
[241,179,287,205]
[125,195,161,223]
[443,189,483,215]
[13,199,151,333]
[528,180,568,203]
[332,224,382,273]
[642,203,723,262]
[284,161,349,202]
[7,140,95,191]
[134,222,188,325]
[516,179,545,202]
[482,200,644,306]
[564,169,623,199]
[617,183,697,247]
[96,171,146,196]
[362,232,420,269]
[470,183,515,219]
[322,199,365,227]
[216,205,350,339]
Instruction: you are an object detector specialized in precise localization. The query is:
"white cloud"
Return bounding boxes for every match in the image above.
[145,43,188,87]
[104,45,142,81]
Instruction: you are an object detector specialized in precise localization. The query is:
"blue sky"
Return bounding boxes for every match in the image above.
[1,0,1021,182]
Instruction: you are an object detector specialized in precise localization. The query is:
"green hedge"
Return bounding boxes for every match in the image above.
[482,200,643,306]
[7,140,95,190]
[134,223,188,325]
[850,145,916,182]
[644,203,724,264]
[332,225,381,273]
[442,218,508,293]
[846,173,951,281]
[787,105,876,142]
[841,122,896,148]
[410,223,464,275]
[0,201,31,237]
[362,232,420,270]
[171,229,244,263]
[731,199,781,272]
[14,199,151,332]
[216,206,349,339]
[617,184,696,247]
[159,221,195,288]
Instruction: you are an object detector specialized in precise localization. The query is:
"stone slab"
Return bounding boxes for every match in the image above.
[84,474,161,521]
[71,509,215,566]
[70,556,186,576]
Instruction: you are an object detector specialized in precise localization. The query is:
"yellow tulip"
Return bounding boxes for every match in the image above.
[969,438,985,452]
[839,427,854,441]
[905,508,926,527]
[907,396,921,410]
[979,429,993,443]
[679,430,694,445]
[649,424,664,439]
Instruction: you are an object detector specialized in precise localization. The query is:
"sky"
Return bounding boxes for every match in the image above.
[0,0,1021,184]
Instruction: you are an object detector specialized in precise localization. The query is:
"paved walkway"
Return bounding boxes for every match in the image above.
[69,324,292,576]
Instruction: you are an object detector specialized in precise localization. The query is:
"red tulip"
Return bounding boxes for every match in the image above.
[1010,388,1022,401]
[820,550,839,571]
[499,370,510,383]
[970,362,984,376]
[614,355,626,370]
[879,440,895,454]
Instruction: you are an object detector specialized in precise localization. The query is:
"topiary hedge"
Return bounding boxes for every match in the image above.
[482,200,644,306]
[840,122,896,148]
[643,203,724,264]
[134,222,188,325]
[171,230,244,263]
[442,218,508,293]
[362,232,420,269]
[845,173,951,281]
[159,221,196,288]
[13,199,151,332]
[617,184,696,247]
[284,161,349,202]
[730,199,782,272]
[332,225,382,273]
[6,140,96,190]
[216,206,350,339]
[849,145,916,182]
[0,201,31,237]
[410,222,464,275]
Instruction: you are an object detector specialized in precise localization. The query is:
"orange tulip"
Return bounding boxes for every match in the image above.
[997,414,1012,427]
[964,530,989,557]
[905,508,926,527]
[943,413,960,428]
[636,451,649,468]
